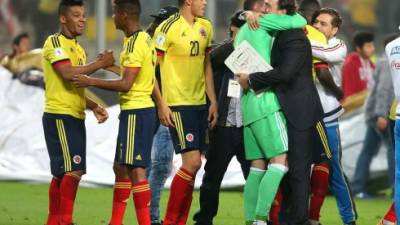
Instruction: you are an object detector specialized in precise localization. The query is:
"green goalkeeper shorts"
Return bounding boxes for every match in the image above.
[244,110,288,160]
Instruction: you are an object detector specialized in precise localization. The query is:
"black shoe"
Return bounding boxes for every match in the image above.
[344,222,356,225]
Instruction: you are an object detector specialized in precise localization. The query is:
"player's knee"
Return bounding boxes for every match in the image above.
[269,163,289,175]
[113,164,129,179]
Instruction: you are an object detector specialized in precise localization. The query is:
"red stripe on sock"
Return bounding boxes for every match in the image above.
[109,178,132,225]
[132,180,151,225]
[163,168,195,225]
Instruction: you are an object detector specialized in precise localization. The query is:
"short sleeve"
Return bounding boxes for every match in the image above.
[42,36,70,64]
[153,25,170,52]
[122,36,146,68]
[206,21,214,48]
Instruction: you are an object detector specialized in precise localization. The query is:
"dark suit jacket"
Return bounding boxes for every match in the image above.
[249,29,323,130]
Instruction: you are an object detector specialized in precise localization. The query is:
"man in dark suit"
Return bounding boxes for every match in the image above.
[239,6,324,225]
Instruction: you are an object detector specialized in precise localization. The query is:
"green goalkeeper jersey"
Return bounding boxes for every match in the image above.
[234,13,306,126]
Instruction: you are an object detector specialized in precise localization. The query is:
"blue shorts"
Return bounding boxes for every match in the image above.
[312,121,332,163]
[115,107,156,168]
[42,113,86,177]
[169,106,208,154]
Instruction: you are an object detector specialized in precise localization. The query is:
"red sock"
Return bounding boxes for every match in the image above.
[163,168,194,225]
[46,177,61,225]
[59,174,80,225]
[270,187,282,225]
[109,178,132,225]
[384,202,397,222]
[309,163,330,221]
[177,172,196,225]
[132,180,151,225]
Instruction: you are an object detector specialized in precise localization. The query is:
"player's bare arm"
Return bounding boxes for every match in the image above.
[152,80,175,127]
[205,55,218,129]
[72,67,138,92]
[85,96,108,124]
[315,67,343,100]
[53,50,115,81]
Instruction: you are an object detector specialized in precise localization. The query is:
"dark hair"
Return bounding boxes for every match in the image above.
[278,0,297,15]
[178,0,185,7]
[114,0,141,17]
[299,0,320,12]
[353,31,374,49]
[12,33,29,46]
[230,10,246,28]
[312,7,342,28]
[384,33,400,47]
[243,0,263,11]
[58,0,84,16]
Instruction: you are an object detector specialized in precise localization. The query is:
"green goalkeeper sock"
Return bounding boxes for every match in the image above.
[255,164,287,221]
[244,167,265,224]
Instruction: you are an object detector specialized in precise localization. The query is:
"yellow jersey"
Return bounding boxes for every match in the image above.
[305,25,329,80]
[42,33,86,119]
[119,31,156,110]
[153,14,214,106]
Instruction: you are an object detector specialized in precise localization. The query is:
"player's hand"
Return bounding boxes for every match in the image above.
[93,105,108,124]
[245,11,261,30]
[238,73,250,90]
[376,116,388,130]
[158,104,175,128]
[208,102,218,129]
[98,50,115,68]
[72,74,92,88]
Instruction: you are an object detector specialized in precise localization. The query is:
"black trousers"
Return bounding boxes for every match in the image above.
[193,126,250,225]
[282,122,315,225]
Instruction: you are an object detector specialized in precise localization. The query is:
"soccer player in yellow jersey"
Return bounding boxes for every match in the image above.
[41,1,112,225]
[152,0,218,224]
[72,1,157,225]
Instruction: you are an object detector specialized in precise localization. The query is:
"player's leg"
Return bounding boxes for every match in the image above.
[128,108,156,225]
[328,123,357,225]
[43,113,64,225]
[109,111,133,225]
[377,202,396,225]
[394,119,400,219]
[243,125,266,225]
[193,127,238,225]
[49,114,86,225]
[252,111,289,224]
[163,109,204,225]
[309,121,331,225]
[148,125,174,225]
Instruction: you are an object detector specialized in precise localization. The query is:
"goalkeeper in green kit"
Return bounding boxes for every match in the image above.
[234,0,306,224]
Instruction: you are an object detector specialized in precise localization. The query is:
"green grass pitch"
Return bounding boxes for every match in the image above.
[0,181,392,225]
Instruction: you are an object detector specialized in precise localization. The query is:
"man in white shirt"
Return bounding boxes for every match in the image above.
[309,8,357,225]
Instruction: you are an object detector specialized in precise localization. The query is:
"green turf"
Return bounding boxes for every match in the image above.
[0,181,392,225]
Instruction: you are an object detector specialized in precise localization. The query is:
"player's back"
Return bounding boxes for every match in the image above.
[42,33,86,119]
[154,14,213,106]
[119,31,156,110]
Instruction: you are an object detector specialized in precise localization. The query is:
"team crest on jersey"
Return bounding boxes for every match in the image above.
[391,46,400,56]
[54,48,65,57]
[199,28,207,38]
[391,60,400,70]
[73,155,82,164]
[186,133,194,142]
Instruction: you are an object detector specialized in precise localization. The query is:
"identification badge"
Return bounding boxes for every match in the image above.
[227,79,241,98]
